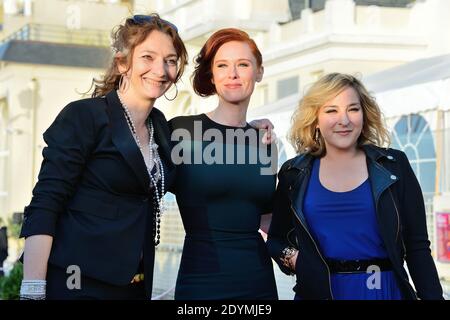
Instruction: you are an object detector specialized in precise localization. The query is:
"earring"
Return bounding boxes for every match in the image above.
[314,128,320,145]
[164,83,178,101]
[118,74,130,92]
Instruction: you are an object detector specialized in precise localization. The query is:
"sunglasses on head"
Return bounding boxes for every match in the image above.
[131,15,178,33]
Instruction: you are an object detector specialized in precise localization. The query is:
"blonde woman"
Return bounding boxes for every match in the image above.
[267,73,443,300]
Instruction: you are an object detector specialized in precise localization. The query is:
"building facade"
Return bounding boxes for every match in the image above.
[0,0,129,262]
[1,0,449,299]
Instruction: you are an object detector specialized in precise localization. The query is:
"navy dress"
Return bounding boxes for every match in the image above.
[301,158,402,300]
[169,114,278,300]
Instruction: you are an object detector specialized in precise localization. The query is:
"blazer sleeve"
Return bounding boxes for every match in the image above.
[267,160,297,275]
[397,151,443,299]
[20,101,98,238]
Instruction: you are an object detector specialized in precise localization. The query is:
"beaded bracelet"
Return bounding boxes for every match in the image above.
[20,280,46,300]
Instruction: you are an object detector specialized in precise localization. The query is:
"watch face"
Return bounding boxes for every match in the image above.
[282,247,294,257]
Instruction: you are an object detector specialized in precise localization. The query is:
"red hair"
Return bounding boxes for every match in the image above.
[192,28,263,97]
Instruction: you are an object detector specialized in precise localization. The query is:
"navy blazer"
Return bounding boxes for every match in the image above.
[20,90,175,296]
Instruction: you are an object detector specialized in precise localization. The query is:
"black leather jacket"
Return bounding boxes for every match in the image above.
[267,145,443,300]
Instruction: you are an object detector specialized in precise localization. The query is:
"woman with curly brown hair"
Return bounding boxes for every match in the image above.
[19,14,187,300]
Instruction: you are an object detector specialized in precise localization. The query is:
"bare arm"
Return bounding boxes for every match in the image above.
[260,213,272,234]
[23,235,53,280]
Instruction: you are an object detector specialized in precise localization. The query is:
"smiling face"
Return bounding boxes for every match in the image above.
[211,41,263,106]
[119,30,178,104]
[317,86,364,153]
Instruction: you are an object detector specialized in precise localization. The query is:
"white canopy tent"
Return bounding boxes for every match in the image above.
[249,54,450,161]
[364,53,450,119]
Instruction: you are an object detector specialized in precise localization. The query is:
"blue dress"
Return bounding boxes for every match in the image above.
[301,158,402,300]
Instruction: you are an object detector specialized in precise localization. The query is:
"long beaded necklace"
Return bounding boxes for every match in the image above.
[117,90,164,246]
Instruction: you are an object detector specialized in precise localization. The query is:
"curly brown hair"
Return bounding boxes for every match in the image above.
[91,13,188,98]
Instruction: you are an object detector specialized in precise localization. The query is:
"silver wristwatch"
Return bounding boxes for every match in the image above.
[281,246,298,272]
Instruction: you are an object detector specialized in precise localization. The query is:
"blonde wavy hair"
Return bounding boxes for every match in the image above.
[289,73,390,156]
[91,13,187,98]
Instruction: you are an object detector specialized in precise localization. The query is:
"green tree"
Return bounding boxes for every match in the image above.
[0,262,23,300]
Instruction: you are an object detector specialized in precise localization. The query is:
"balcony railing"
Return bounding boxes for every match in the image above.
[0,23,111,47]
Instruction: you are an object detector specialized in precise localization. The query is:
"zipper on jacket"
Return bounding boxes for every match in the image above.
[290,204,334,300]
[389,188,406,257]
[388,188,419,300]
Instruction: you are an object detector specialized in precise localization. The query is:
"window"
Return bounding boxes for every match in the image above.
[288,0,413,21]
[277,76,299,100]
[288,0,326,20]
[391,113,437,253]
[354,0,415,7]
[391,114,436,200]
[288,0,304,20]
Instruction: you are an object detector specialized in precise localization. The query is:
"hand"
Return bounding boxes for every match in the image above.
[249,118,277,145]
[289,251,298,271]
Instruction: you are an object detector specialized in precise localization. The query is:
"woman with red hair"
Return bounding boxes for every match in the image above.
[169,28,278,300]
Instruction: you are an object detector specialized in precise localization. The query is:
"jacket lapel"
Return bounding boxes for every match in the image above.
[363,145,398,206]
[150,108,174,172]
[106,91,150,191]
[363,145,400,249]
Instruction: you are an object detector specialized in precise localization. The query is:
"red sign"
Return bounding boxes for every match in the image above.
[436,212,450,263]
